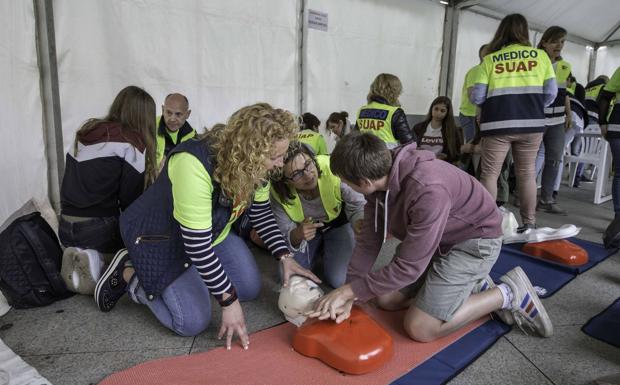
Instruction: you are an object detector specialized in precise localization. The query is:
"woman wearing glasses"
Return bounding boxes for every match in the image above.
[270,142,366,288]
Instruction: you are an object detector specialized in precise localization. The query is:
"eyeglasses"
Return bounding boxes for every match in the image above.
[285,159,314,182]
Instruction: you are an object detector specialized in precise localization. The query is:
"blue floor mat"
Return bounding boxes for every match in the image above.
[490,238,616,298]
[390,320,511,385]
[582,297,620,348]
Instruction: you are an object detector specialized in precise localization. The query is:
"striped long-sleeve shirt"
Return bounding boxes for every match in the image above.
[180,200,290,304]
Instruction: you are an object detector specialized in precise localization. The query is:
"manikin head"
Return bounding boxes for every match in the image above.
[278,275,324,326]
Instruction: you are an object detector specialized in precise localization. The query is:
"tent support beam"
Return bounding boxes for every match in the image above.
[466,7,595,47]
[438,4,459,97]
[33,0,64,213]
[601,20,620,43]
[587,47,598,82]
[297,0,306,115]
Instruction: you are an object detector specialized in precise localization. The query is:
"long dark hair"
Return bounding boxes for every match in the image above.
[420,96,459,160]
[301,112,321,132]
[271,141,321,204]
[537,26,567,50]
[74,85,157,186]
[487,14,530,53]
[326,111,349,136]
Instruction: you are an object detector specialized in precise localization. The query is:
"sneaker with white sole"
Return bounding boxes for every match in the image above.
[471,276,515,325]
[94,249,130,312]
[61,247,100,295]
[499,266,553,337]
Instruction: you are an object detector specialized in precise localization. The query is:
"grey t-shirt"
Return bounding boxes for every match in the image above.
[270,182,366,250]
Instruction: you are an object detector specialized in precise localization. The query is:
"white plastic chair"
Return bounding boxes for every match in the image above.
[565,132,612,204]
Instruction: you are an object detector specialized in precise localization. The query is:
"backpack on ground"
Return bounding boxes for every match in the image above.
[0,212,73,308]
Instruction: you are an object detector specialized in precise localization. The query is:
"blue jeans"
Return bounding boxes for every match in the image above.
[58,215,123,253]
[609,138,620,215]
[129,232,262,336]
[536,123,565,201]
[459,114,476,143]
[292,224,354,288]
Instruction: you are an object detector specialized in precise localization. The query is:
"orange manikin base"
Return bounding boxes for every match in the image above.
[522,239,589,266]
[293,306,393,375]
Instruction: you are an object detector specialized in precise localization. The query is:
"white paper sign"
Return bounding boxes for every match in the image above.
[308,9,328,32]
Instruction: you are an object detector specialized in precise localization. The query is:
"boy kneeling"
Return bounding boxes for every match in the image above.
[308,133,553,340]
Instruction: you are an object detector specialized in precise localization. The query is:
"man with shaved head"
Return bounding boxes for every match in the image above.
[156,93,196,166]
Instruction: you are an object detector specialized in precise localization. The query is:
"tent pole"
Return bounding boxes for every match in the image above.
[588,45,598,82]
[33,0,64,214]
[298,0,306,116]
[438,3,459,97]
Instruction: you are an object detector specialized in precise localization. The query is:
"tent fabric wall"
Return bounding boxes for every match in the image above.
[562,41,589,85]
[53,0,300,154]
[595,46,620,79]
[304,0,444,130]
[0,2,48,224]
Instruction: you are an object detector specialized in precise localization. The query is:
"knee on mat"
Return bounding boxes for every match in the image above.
[173,314,211,337]
[323,271,346,289]
[236,278,262,302]
[404,314,439,343]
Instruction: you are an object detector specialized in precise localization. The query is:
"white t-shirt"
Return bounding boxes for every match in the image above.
[418,123,444,155]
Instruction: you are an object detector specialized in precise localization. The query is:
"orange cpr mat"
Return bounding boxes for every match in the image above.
[100,307,487,385]
[522,239,589,266]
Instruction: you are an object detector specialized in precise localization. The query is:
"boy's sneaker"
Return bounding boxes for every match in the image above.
[95,249,130,312]
[471,276,514,325]
[499,266,553,337]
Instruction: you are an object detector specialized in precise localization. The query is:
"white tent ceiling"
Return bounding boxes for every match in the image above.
[465,0,620,45]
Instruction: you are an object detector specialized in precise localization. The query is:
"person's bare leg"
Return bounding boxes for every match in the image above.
[404,288,503,342]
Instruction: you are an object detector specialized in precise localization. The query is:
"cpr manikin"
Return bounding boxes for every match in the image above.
[279,275,393,374]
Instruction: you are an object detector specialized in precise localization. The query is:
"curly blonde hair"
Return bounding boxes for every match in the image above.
[367,73,403,106]
[210,103,298,203]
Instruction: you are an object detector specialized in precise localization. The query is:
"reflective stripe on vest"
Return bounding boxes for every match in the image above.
[356,102,398,145]
[479,44,552,135]
[271,155,342,223]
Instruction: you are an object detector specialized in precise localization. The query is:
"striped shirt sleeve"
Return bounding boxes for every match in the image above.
[248,199,290,259]
[180,224,234,303]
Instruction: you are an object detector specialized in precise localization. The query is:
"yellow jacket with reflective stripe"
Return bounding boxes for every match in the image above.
[270,155,342,223]
[356,102,398,145]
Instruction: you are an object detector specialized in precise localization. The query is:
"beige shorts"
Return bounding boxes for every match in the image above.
[400,237,502,321]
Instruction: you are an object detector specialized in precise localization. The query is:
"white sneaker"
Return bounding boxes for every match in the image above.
[471,276,515,325]
[499,266,554,337]
[61,247,103,295]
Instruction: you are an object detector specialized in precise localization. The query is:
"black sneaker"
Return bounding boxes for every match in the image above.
[95,249,130,312]
[537,200,567,215]
[516,223,536,233]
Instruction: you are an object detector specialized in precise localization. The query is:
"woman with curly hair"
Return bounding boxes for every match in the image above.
[355,73,414,148]
[95,103,319,350]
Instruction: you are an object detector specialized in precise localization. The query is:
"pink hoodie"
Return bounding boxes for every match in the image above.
[347,143,503,301]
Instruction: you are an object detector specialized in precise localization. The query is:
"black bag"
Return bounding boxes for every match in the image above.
[603,217,620,249]
[0,212,73,308]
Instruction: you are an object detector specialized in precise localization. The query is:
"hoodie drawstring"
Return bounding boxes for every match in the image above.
[374,190,390,244]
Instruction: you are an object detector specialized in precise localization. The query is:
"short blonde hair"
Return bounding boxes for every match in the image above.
[210,103,298,203]
[367,73,402,106]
